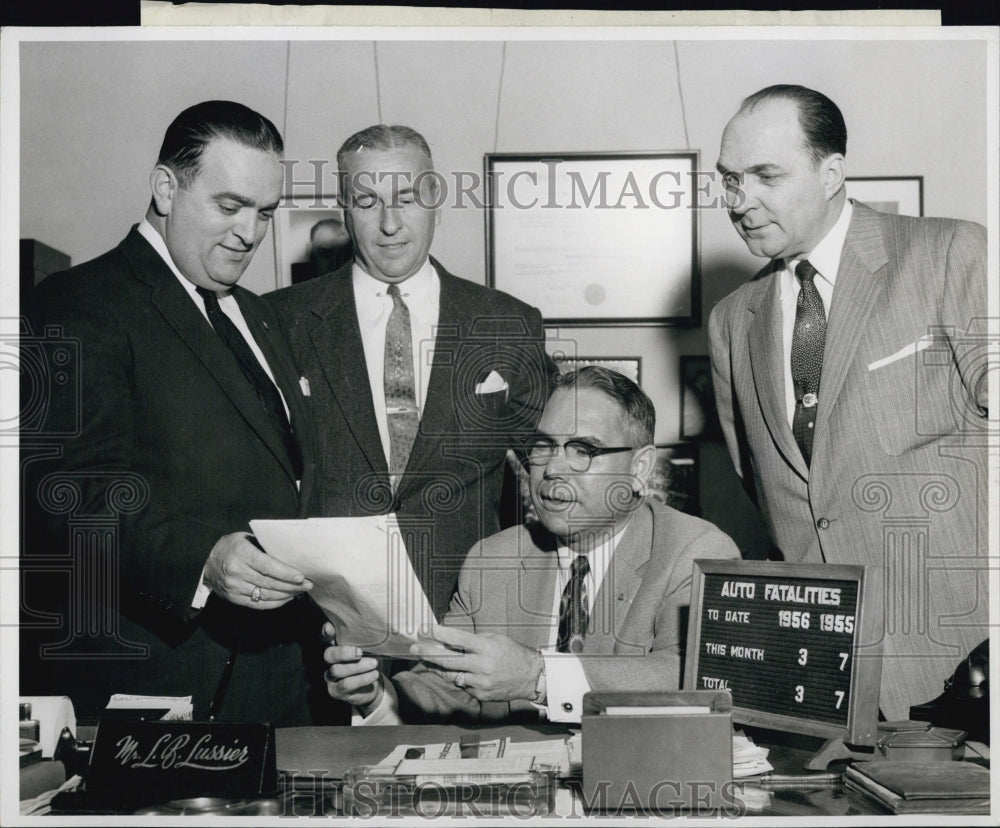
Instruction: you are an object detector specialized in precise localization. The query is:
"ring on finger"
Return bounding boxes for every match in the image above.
[454,672,467,688]
[251,585,262,603]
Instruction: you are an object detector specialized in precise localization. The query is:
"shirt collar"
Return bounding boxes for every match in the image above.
[555,517,632,572]
[352,257,436,320]
[137,217,232,300]
[780,198,852,297]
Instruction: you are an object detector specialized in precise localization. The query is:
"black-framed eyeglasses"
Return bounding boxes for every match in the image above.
[521,437,634,473]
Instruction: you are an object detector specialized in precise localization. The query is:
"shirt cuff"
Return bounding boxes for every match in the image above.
[352,677,403,726]
[191,566,212,609]
[540,651,592,723]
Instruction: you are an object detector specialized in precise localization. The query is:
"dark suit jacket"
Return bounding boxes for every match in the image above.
[21,227,318,724]
[393,499,740,723]
[708,201,988,719]
[265,259,554,619]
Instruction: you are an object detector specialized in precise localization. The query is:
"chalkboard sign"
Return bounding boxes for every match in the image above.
[684,561,882,747]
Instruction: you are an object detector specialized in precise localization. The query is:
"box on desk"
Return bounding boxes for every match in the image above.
[581,690,735,814]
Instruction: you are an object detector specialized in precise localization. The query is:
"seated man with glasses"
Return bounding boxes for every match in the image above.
[322,366,740,724]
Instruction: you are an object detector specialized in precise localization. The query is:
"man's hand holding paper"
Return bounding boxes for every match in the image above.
[249,514,438,657]
[410,625,543,703]
[321,622,384,713]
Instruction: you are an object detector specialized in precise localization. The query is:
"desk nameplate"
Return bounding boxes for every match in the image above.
[86,720,277,801]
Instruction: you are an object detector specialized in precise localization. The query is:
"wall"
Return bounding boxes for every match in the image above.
[17,34,991,555]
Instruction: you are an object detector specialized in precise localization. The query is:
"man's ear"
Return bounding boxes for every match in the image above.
[821,153,846,200]
[150,164,178,217]
[630,444,658,495]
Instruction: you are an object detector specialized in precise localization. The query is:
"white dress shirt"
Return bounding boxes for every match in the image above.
[539,520,629,722]
[137,219,292,609]
[779,199,852,427]
[354,519,631,726]
[352,259,440,465]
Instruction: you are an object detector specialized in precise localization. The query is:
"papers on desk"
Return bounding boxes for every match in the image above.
[377,736,574,777]
[251,514,437,657]
[105,694,193,721]
[732,730,774,778]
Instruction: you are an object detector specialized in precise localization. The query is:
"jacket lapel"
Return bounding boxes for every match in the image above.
[307,265,388,477]
[237,292,309,490]
[121,229,296,482]
[814,202,888,449]
[746,262,809,480]
[513,531,560,650]
[587,504,654,654]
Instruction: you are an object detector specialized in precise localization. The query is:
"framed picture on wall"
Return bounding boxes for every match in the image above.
[680,355,723,442]
[551,354,642,386]
[846,177,923,217]
[648,442,699,516]
[273,197,352,287]
[485,152,700,326]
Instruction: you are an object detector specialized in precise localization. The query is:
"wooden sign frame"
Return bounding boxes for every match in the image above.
[684,560,883,748]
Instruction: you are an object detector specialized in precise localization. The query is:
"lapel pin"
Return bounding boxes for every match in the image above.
[300,377,311,397]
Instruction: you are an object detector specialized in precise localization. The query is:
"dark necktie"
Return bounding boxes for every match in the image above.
[384,284,419,489]
[196,287,302,479]
[557,555,591,654]
[790,260,827,466]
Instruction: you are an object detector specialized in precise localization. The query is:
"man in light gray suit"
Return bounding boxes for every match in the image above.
[709,85,988,720]
[322,367,739,724]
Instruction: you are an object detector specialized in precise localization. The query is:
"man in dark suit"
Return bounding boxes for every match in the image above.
[22,101,317,724]
[322,367,739,725]
[709,85,988,719]
[266,125,554,623]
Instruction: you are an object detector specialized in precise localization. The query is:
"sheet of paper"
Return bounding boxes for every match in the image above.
[250,514,437,657]
[105,694,193,721]
[378,737,573,776]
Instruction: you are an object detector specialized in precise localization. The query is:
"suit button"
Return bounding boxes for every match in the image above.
[562,702,573,713]
[817,518,830,530]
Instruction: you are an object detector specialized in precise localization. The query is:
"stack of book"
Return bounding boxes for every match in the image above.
[845,760,990,815]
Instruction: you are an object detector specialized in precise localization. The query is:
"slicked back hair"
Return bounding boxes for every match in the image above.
[740,84,847,166]
[156,100,283,187]
[556,365,655,447]
[336,124,433,174]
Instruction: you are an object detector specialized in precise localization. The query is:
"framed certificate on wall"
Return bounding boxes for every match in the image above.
[485,152,700,326]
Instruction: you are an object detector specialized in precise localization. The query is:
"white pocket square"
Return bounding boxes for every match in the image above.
[299,377,311,397]
[475,370,509,397]
[867,336,934,372]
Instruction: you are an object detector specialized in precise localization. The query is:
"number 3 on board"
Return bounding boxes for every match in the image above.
[794,685,805,703]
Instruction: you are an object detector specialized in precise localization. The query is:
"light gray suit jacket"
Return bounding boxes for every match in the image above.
[708,201,988,719]
[393,499,740,722]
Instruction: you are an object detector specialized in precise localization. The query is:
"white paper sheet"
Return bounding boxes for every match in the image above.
[250,514,438,657]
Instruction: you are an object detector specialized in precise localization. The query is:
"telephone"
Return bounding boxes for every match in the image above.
[909,639,989,744]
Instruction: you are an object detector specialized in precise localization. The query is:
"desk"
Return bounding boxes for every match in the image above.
[275,724,880,818]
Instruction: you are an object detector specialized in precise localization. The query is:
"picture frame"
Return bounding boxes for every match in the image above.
[680,355,723,442]
[272,196,347,288]
[845,176,923,217]
[551,355,642,387]
[648,442,699,516]
[485,152,700,326]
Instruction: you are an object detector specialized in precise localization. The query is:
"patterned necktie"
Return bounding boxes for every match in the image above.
[384,283,419,489]
[790,260,827,466]
[196,287,302,479]
[557,555,591,654]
